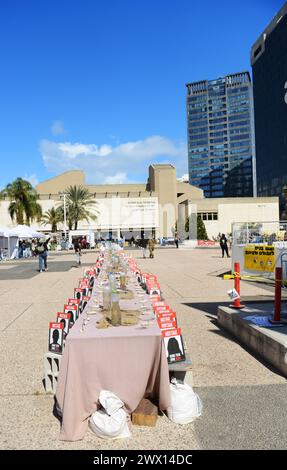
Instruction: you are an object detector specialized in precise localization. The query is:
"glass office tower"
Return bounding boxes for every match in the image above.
[251,2,287,214]
[186,72,256,198]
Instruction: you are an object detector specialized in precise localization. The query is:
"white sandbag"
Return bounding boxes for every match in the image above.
[167,378,202,425]
[89,390,131,439]
[98,390,124,415]
[89,408,131,439]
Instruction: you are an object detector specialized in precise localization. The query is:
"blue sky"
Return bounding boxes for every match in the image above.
[0,0,284,188]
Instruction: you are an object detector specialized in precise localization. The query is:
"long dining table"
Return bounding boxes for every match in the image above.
[55,271,171,441]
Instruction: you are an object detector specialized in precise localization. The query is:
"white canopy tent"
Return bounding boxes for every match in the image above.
[0,225,45,259]
[10,225,45,239]
[0,225,15,237]
[0,225,19,259]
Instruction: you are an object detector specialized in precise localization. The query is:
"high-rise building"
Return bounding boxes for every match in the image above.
[186,72,256,198]
[251,2,287,214]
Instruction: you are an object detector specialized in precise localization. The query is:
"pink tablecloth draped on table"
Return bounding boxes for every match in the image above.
[56,309,171,441]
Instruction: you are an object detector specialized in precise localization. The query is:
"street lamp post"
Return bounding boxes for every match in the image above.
[60,193,67,241]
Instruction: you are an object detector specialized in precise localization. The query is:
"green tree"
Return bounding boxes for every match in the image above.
[197,215,208,240]
[41,207,63,232]
[184,215,208,239]
[59,185,97,230]
[1,178,42,225]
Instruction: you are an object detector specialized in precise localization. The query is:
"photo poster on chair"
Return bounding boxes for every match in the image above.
[74,288,84,304]
[68,298,81,317]
[56,312,71,339]
[135,270,142,284]
[162,328,186,364]
[64,304,78,324]
[149,287,161,296]
[154,305,174,315]
[157,312,177,331]
[88,275,95,288]
[81,296,91,313]
[84,269,95,286]
[79,279,89,288]
[81,286,89,297]
[84,268,96,279]
[49,322,64,354]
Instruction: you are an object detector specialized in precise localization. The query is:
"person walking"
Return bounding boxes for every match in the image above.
[140,236,147,258]
[31,239,37,257]
[36,237,51,272]
[174,232,180,249]
[73,238,82,266]
[147,236,155,259]
[219,233,230,258]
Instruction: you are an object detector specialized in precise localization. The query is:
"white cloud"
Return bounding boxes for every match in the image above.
[39,135,187,184]
[104,172,129,184]
[24,174,39,187]
[51,120,65,136]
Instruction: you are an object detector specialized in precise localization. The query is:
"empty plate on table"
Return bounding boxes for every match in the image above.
[137,321,151,329]
[88,309,100,315]
[140,313,154,321]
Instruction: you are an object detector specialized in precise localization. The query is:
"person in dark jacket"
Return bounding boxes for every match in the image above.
[73,238,82,266]
[36,237,50,272]
[219,234,230,258]
[140,237,147,258]
[174,232,180,249]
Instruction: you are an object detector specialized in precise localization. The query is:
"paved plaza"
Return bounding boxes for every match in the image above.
[0,247,286,450]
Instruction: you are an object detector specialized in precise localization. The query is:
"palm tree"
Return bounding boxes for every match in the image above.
[41,207,62,232]
[1,178,42,225]
[56,205,74,231]
[59,185,97,230]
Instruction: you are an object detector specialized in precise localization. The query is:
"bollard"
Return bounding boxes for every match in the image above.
[269,267,287,324]
[230,262,245,309]
[274,267,282,322]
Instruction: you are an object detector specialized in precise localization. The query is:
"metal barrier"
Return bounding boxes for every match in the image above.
[269,267,287,324]
[225,261,287,324]
[229,262,245,309]
[280,252,287,288]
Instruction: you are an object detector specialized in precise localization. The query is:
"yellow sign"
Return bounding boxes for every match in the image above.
[244,245,275,272]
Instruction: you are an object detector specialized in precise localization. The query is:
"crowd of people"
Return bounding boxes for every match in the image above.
[138,235,156,259]
[0,229,233,268]
[0,238,55,260]
[17,239,37,258]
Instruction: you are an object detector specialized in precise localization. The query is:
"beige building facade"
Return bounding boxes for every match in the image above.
[0,164,280,240]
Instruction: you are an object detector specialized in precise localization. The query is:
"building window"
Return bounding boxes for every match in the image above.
[198,212,218,221]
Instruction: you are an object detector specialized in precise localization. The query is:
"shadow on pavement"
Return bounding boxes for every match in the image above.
[0,261,93,280]
[183,298,275,317]
[183,301,286,377]
[209,323,286,377]
[183,301,229,317]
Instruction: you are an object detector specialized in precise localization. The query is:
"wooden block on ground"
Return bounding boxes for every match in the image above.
[132,399,158,427]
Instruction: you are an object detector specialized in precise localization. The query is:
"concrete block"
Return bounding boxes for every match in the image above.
[217,305,287,378]
[44,352,62,375]
[168,354,192,383]
[168,354,192,372]
[44,371,59,394]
